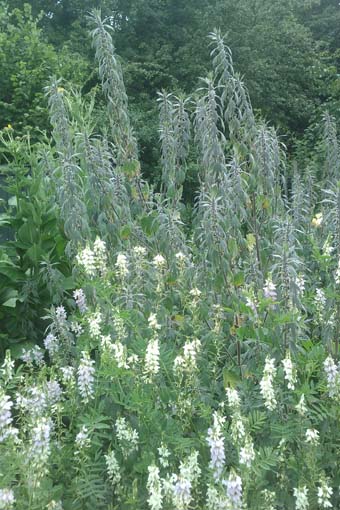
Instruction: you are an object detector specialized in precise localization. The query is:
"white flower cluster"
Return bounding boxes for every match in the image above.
[133,245,147,258]
[105,450,121,485]
[101,335,137,370]
[145,313,161,380]
[314,288,326,323]
[153,254,166,270]
[0,391,17,442]
[77,352,95,403]
[295,394,308,416]
[158,442,171,468]
[207,473,243,510]
[305,428,319,445]
[317,480,333,508]
[88,311,102,338]
[60,366,74,385]
[293,486,309,510]
[28,416,53,472]
[171,451,201,510]
[227,388,245,443]
[147,465,163,510]
[21,346,44,366]
[260,357,277,411]
[206,412,225,480]
[173,339,201,375]
[335,258,340,285]
[282,352,297,390]
[148,313,161,331]
[223,472,243,510]
[113,315,127,341]
[226,388,255,467]
[115,417,139,458]
[239,436,255,468]
[46,380,63,407]
[76,237,107,277]
[56,305,67,323]
[189,287,201,307]
[144,337,160,381]
[295,274,306,295]
[0,488,15,509]
[16,385,47,418]
[263,278,277,302]
[73,289,87,314]
[115,253,129,279]
[44,333,59,357]
[46,501,63,510]
[324,356,340,398]
[75,425,90,453]
[1,351,14,383]
[175,252,187,272]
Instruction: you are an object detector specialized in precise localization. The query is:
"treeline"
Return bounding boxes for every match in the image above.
[1,0,340,179]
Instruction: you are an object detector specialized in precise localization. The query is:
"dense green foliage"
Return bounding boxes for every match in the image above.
[1,1,340,175]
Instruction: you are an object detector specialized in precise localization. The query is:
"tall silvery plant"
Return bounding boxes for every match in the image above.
[89,10,138,167]
[46,79,89,252]
[157,91,190,205]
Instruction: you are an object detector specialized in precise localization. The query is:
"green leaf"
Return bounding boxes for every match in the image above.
[2,297,18,307]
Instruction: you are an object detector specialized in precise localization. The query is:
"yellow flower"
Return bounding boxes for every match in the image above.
[312,212,323,227]
[5,123,13,130]
[57,87,65,93]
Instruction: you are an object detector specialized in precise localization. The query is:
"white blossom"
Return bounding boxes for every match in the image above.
[317,480,333,508]
[1,351,14,382]
[296,394,308,416]
[158,443,171,468]
[116,253,129,278]
[174,339,201,375]
[305,428,319,445]
[44,333,59,357]
[239,436,255,468]
[77,352,95,403]
[223,472,242,510]
[282,352,297,390]
[0,488,15,509]
[28,417,53,471]
[21,346,44,366]
[75,425,90,452]
[148,313,161,330]
[133,245,147,257]
[115,417,139,458]
[46,380,63,406]
[144,338,160,380]
[105,450,121,485]
[324,356,339,398]
[16,385,47,418]
[60,366,74,384]
[226,388,241,411]
[93,237,107,274]
[263,278,277,302]
[76,246,96,276]
[147,465,163,510]
[293,486,309,510]
[260,357,277,410]
[0,392,16,442]
[73,289,87,313]
[153,254,166,269]
[189,288,201,298]
[206,412,225,480]
[88,311,102,338]
[295,275,306,294]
